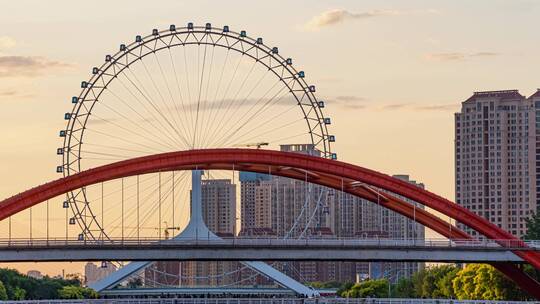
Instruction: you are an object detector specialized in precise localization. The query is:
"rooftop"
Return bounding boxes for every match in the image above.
[465,90,525,102]
[529,89,540,99]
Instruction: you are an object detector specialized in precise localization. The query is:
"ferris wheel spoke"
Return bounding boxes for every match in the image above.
[104,89,179,151]
[91,174,157,207]
[181,46,194,129]
[153,52,192,146]
[232,120,306,148]
[228,105,298,144]
[139,59,191,148]
[123,65,187,148]
[107,178,163,235]
[202,53,246,145]
[95,97,179,152]
[198,48,230,148]
[102,175,163,227]
[85,128,169,155]
[88,113,173,153]
[213,79,284,147]
[197,45,216,147]
[83,142,159,156]
[193,36,210,148]
[168,48,194,143]
[116,71,187,148]
[81,150,133,159]
[201,64,275,148]
[206,59,258,145]
[124,172,188,239]
[214,80,291,147]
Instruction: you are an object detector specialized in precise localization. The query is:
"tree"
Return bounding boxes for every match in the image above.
[336,282,354,297]
[436,266,459,298]
[0,267,89,300]
[59,286,84,299]
[524,212,540,240]
[0,281,7,301]
[411,265,459,298]
[12,287,26,300]
[453,264,526,300]
[392,278,415,298]
[81,287,99,299]
[343,279,389,298]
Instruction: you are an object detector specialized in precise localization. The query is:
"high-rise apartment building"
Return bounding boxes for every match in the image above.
[455,90,540,238]
[369,175,426,281]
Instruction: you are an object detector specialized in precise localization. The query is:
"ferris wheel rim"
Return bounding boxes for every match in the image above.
[62,24,333,178]
[57,25,336,286]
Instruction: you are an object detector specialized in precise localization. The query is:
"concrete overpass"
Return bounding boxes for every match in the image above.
[0,238,533,263]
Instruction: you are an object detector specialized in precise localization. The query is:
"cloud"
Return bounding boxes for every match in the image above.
[0,36,16,51]
[0,56,72,78]
[415,103,459,111]
[470,52,499,57]
[328,96,457,112]
[304,8,437,30]
[0,89,35,101]
[425,52,500,61]
[330,95,367,109]
[0,90,17,97]
[382,103,410,110]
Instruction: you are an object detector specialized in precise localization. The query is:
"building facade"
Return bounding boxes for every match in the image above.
[85,262,117,286]
[455,90,540,238]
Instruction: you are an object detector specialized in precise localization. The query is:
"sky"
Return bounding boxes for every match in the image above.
[0,0,539,276]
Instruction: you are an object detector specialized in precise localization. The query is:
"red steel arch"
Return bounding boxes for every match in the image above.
[0,148,539,297]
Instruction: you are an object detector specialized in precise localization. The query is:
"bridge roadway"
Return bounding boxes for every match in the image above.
[0,237,537,263]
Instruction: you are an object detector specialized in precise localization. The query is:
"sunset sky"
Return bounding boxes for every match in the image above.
[1,0,539,276]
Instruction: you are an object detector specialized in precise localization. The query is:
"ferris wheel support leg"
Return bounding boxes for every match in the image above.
[89,261,150,292]
[242,261,319,297]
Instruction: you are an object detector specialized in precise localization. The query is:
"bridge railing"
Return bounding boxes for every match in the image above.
[0,298,536,304]
[0,237,536,250]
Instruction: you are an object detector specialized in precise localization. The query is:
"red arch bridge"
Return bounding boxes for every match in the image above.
[1,149,540,298]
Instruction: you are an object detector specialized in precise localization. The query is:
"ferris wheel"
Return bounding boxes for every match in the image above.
[57,23,335,288]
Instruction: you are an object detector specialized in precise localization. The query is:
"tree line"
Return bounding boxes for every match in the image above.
[336,264,536,300]
[0,268,97,300]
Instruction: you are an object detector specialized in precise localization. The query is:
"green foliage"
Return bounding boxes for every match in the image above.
[308,281,343,289]
[524,212,540,240]
[411,265,459,298]
[342,279,389,298]
[59,286,84,299]
[336,282,354,297]
[58,285,98,300]
[337,264,532,301]
[0,280,8,301]
[12,287,26,300]
[391,278,415,298]
[437,267,459,299]
[0,268,89,300]
[453,264,526,301]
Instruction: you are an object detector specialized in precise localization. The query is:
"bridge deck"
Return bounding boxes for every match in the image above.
[0,237,529,263]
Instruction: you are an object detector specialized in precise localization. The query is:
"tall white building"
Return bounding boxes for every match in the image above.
[455,89,540,238]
